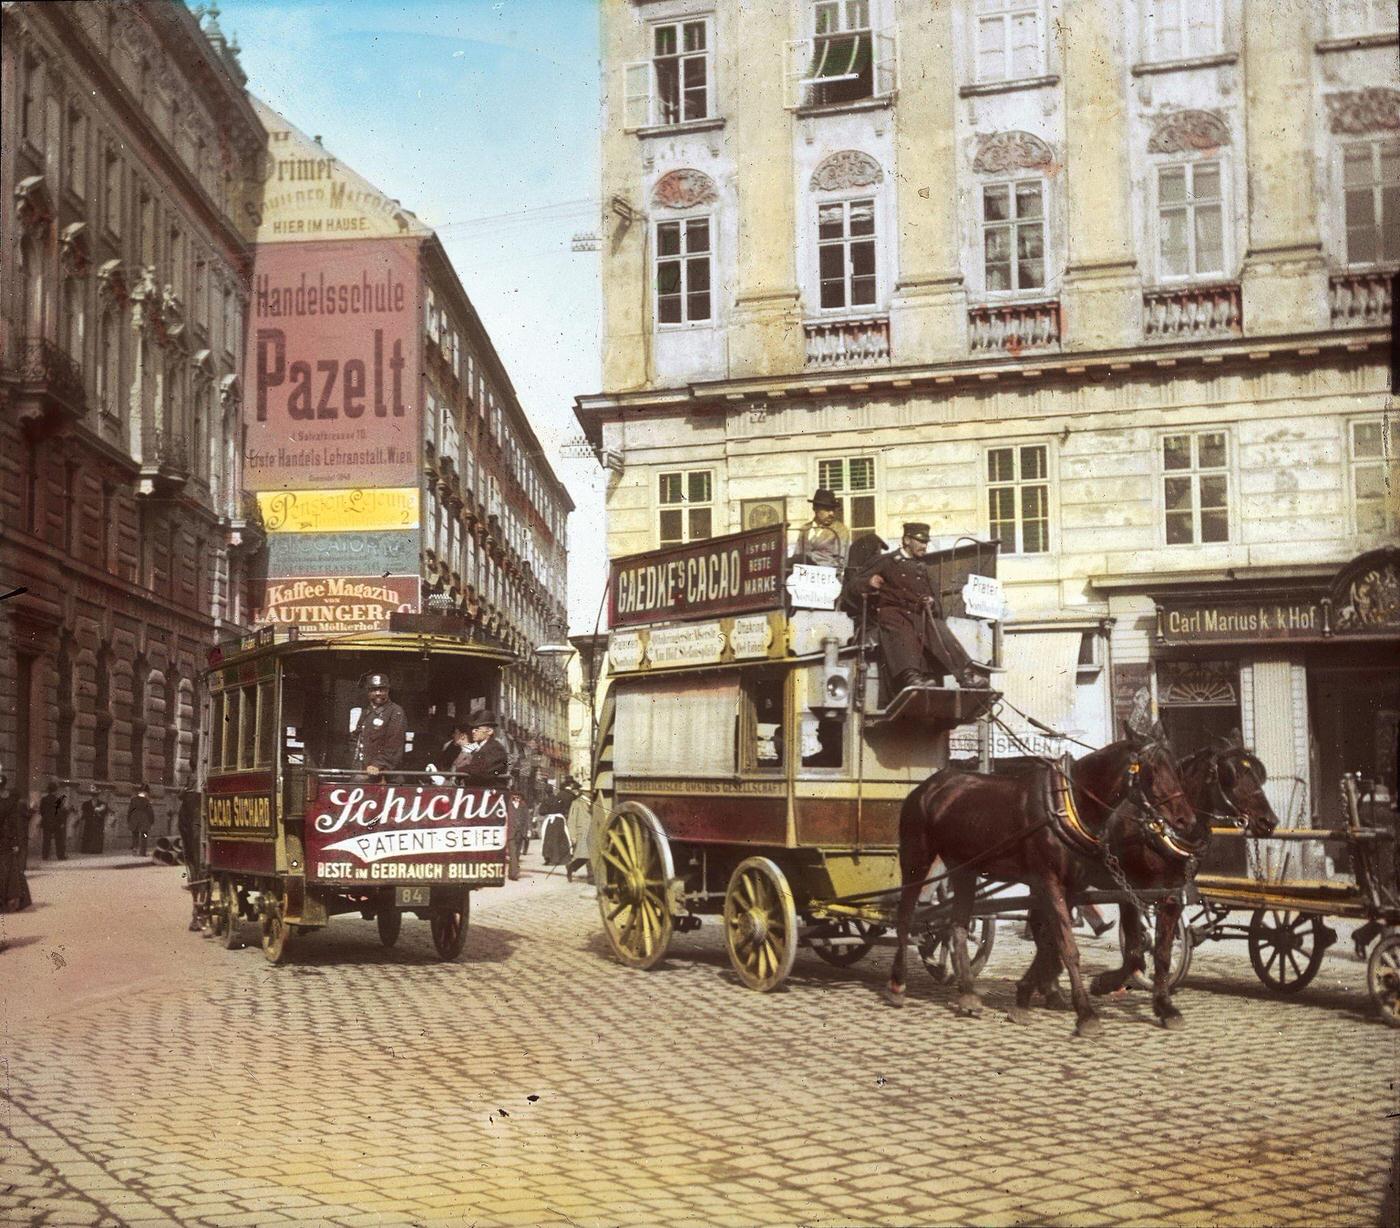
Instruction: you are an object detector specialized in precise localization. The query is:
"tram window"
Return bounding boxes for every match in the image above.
[745,668,786,772]
[256,680,276,767]
[239,684,257,767]
[209,691,225,773]
[221,688,240,771]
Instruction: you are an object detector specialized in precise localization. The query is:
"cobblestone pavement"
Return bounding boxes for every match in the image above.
[2,854,1396,1227]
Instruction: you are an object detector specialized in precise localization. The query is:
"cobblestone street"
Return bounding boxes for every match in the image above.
[2,855,1396,1227]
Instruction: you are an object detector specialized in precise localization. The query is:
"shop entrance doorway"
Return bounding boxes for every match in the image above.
[1310,659,1399,831]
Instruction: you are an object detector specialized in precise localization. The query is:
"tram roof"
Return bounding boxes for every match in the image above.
[208,625,517,671]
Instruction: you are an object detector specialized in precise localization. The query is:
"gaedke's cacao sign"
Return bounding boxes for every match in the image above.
[244,239,419,490]
[306,784,515,885]
[609,525,785,629]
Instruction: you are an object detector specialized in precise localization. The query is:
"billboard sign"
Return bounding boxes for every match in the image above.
[266,529,420,577]
[257,575,419,635]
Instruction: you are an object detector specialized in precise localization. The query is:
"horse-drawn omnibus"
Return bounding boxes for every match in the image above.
[588,524,1001,992]
[199,611,520,964]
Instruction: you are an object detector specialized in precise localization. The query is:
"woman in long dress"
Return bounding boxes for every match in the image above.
[1,780,33,913]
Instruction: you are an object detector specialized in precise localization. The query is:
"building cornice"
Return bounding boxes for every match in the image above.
[573,327,1390,440]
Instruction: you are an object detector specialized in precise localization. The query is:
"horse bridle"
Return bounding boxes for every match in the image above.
[1115,745,1206,860]
[1186,747,1270,832]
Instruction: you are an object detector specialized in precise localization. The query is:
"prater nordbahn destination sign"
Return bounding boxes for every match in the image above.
[609,525,786,629]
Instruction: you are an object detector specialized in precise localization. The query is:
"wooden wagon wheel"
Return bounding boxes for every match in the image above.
[430,896,470,961]
[376,908,402,948]
[1366,931,1400,1029]
[918,916,995,984]
[724,857,798,992]
[810,918,883,968]
[596,804,674,970]
[260,891,291,965]
[1247,908,1328,993]
[1120,911,1194,992]
[220,879,243,950]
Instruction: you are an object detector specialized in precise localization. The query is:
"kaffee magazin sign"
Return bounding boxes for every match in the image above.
[257,575,418,634]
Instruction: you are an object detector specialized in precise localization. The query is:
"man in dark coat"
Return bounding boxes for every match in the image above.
[350,673,407,777]
[177,783,203,931]
[864,523,991,694]
[79,787,110,854]
[1,777,32,912]
[126,784,154,856]
[39,781,69,860]
[453,708,518,877]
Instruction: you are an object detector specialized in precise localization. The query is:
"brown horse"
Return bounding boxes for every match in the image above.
[885,726,1196,1037]
[1025,737,1278,1029]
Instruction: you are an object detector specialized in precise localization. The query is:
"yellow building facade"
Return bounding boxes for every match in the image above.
[577,0,1398,832]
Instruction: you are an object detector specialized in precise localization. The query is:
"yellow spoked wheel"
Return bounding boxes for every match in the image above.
[724,857,798,992]
[1367,932,1400,1028]
[596,805,674,970]
[260,892,291,965]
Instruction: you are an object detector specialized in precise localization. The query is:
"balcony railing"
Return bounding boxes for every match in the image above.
[968,300,1061,354]
[5,338,87,427]
[1143,282,1242,340]
[804,316,890,370]
[1329,268,1394,329]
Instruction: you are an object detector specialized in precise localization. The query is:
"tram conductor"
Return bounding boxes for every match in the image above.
[864,523,992,693]
[351,673,407,776]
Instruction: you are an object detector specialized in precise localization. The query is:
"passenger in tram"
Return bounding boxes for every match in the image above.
[790,487,850,570]
[349,673,408,777]
[863,523,993,694]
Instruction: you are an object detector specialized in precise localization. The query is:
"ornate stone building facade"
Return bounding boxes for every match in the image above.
[578,0,1398,829]
[0,2,264,811]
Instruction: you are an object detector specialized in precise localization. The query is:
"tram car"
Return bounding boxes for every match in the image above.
[200,612,520,964]
[589,524,1001,991]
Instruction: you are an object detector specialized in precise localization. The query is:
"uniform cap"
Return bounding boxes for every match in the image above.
[364,673,391,689]
[902,523,931,542]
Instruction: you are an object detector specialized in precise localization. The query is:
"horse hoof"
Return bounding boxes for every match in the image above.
[1005,1006,1031,1025]
[883,985,906,1008]
[1074,1015,1103,1039]
[955,993,983,1018]
[1158,1011,1185,1031]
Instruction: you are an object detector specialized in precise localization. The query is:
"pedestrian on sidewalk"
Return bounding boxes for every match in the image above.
[127,784,154,857]
[539,778,572,871]
[0,776,32,913]
[39,781,69,861]
[177,781,204,931]
[565,780,595,884]
[79,786,110,855]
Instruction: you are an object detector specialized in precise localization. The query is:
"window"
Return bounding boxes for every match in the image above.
[21,56,38,145]
[818,198,876,310]
[655,217,712,324]
[1351,419,1396,534]
[1332,0,1399,36]
[987,444,1049,554]
[66,106,87,197]
[1146,0,1220,61]
[139,191,154,268]
[98,310,120,415]
[1157,160,1224,278]
[1162,431,1229,545]
[982,179,1045,292]
[805,0,874,107]
[104,148,121,232]
[975,0,1042,83]
[658,469,713,545]
[654,20,710,124]
[817,456,877,532]
[1343,141,1400,267]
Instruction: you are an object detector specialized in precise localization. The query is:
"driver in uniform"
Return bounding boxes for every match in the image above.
[350,674,407,777]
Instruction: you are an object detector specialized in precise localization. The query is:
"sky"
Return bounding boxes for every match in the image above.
[219,0,609,633]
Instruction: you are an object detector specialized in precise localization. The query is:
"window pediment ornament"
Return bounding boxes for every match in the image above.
[810,150,884,192]
[973,131,1055,175]
[651,169,719,210]
[14,175,53,232]
[219,373,241,409]
[97,259,128,305]
[1325,88,1400,135]
[1147,110,1231,154]
[60,222,91,277]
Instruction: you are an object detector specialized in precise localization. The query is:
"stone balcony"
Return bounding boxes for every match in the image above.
[803,315,890,370]
[967,299,1061,354]
[3,336,87,434]
[1142,282,1242,341]
[1329,267,1394,330]
[138,429,191,498]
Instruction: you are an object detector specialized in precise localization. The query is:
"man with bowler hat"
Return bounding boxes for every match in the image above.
[864,523,992,694]
[126,783,154,857]
[350,673,407,777]
[455,708,519,875]
[39,781,69,861]
[791,487,850,570]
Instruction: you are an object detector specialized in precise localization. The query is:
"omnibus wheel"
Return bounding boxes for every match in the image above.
[1247,908,1327,993]
[377,908,402,948]
[260,893,291,965]
[1120,912,1193,992]
[221,880,243,950]
[724,857,798,992]
[1366,931,1400,1028]
[431,896,469,961]
[596,804,674,970]
[918,916,995,984]
[811,919,882,968]
[204,879,226,939]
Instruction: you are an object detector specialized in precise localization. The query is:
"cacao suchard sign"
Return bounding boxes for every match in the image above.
[244,239,420,490]
[609,525,786,629]
[305,783,517,885]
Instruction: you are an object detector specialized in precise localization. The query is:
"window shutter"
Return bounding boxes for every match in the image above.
[623,62,651,130]
[875,30,897,96]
